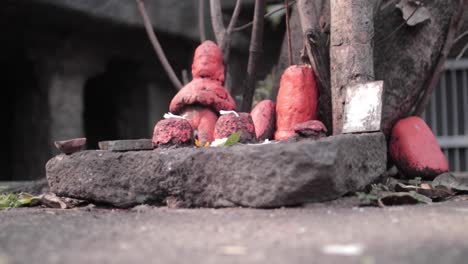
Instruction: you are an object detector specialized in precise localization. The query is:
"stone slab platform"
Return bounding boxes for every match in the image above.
[46,133,387,208]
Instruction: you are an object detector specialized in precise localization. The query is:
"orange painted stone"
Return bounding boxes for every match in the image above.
[152,118,193,146]
[275,65,318,140]
[251,100,276,140]
[182,106,218,143]
[214,113,256,143]
[169,78,236,114]
[191,40,225,83]
[294,120,327,140]
[389,116,449,179]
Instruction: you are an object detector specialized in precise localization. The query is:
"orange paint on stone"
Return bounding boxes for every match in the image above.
[214,113,256,143]
[251,100,276,140]
[389,116,449,179]
[192,40,225,83]
[275,65,318,140]
[183,106,218,143]
[152,118,193,146]
[169,78,236,114]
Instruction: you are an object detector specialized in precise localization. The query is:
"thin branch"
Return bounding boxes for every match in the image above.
[285,0,292,66]
[222,0,243,62]
[456,42,468,60]
[210,0,226,45]
[413,0,467,115]
[136,0,183,90]
[234,0,296,32]
[241,0,266,111]
[375,6,419,47]
[182,69,189,85]
[455,30,468,43]
[198,0,207,42]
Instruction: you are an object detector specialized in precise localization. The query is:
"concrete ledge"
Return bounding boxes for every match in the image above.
[46,133,387,208]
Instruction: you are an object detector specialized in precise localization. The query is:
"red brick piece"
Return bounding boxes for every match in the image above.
[389,116,449,179]
[152,118,193,146]
[275,65,318,140]
[214,113,256,143]
[251,100,276,141]
[294,120,327,140]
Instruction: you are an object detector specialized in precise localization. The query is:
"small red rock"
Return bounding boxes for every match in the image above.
[294,120,327,140]
[389,116,449,179]
[54,138,86,154]
[251,100,276,141]
[275,65,318,140]
[214,113,256,143]
[183,106,218,143]
[191,40,225,83]
[152,118,193,146]
[169,78,236,114]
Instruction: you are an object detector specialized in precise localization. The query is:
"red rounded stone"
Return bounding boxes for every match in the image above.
[182,106,218,143]
[191,40,225,83]
[389,116,449,179]
[152,118,193,146]
[294,120,327,139]
[214,113,256,143]
[250,100,276,141]
[275,65,318,140]
[169,78,236,114]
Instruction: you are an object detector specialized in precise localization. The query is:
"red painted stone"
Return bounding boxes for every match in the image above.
[250,100,276,140]
[294,120,327,140]
[275,65,318,140]
[182,106,218,143]
[152,118,193,146]
[389,116,449,179]
[191,40,225,83]
[214,113,256,143]
[169,78,236,114]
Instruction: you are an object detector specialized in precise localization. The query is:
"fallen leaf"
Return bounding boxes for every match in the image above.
[432,173,468,193]
[396,0,431,26]
[377,191,432,207]
[39,193,68,209]
[224,131,242,146]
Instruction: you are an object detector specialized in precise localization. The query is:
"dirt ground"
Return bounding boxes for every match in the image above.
[1,199,468,264]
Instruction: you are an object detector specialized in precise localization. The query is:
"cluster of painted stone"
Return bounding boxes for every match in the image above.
[152,41,326,147]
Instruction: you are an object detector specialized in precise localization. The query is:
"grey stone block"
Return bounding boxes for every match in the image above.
[98,139,153,151]
[46,133,387,208]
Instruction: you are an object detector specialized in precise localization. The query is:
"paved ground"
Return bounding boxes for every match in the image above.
[1,199,468,264]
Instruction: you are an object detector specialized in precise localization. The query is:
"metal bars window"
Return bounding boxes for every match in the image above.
[422,59,468,172]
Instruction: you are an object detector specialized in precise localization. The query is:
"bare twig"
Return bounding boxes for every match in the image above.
[198,0,207,42]
[455,30,468,60]
[234,0,297,32]
[222,0,243,62]
[182,69,189,85]
[285,0,292,66]
[455,30,468,43]
[413,0,468,115]
[210,0,226,46]
[136,0,183,90]
[456,42,468,60]
[241,0,266,111]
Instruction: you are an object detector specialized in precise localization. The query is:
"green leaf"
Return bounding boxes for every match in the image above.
[266,4,285,28]
[0,192,38,209]
[224,132,241,146]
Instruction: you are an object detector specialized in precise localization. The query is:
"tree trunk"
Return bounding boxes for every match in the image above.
[329,0,377,135]
[278,0,462,137]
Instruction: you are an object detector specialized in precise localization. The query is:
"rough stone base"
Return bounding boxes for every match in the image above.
[46,133,387,208]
